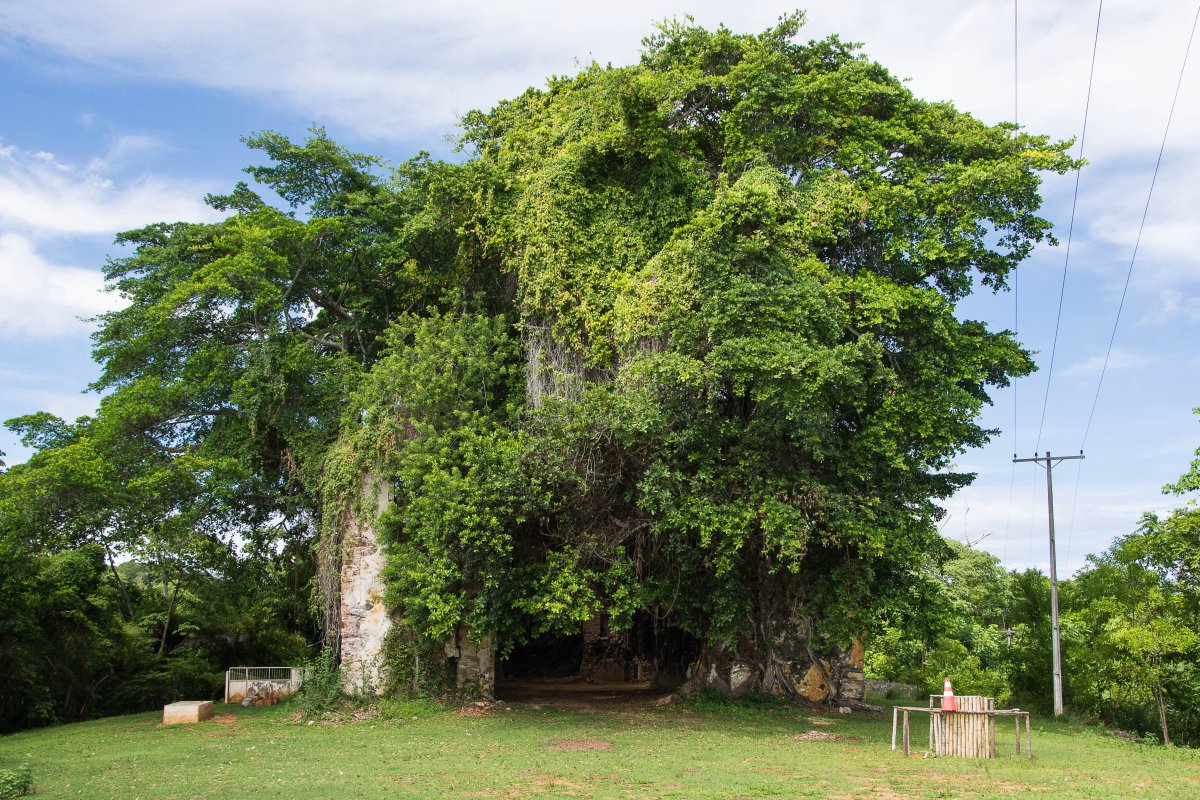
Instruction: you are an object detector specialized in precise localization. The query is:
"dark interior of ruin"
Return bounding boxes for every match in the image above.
[494,613,700,705]
[500,632,585,680]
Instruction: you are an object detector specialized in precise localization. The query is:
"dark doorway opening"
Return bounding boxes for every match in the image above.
[500,631,584,680]
[494,613,700,708]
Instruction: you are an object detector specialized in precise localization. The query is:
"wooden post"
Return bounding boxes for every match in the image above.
[989,698,996,758]
[903,710,911,755]
[1025,714,1033,757]
[892,707,899,752]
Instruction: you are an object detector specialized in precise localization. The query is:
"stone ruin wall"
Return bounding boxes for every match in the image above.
[338,471,394,693]
[446,624,496,698]
[338,471,497,698]
[337,478,864,704]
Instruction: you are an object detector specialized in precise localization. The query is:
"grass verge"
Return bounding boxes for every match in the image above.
[0,698,1196,798]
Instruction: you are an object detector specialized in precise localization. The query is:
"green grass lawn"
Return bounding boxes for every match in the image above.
[1,697,1197,799]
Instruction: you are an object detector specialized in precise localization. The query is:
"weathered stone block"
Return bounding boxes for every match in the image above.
[453,626,496,699]
[797,662,831,702]
[163,700,213,725]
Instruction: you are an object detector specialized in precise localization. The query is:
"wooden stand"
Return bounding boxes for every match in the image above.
[890,695,1032,758]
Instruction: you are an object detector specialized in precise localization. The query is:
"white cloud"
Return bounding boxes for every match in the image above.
[1062,347,1160,378]
[0,0,1193,149]
[0,143,216,236]
[1146,288,1200,325]
[1077,160,1200,288]
[0,386,100,424]
[0,233,124,337]
[85,133,167,174]
[0,141,218,342]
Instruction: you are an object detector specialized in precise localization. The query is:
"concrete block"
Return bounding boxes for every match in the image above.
[163,700,214,725]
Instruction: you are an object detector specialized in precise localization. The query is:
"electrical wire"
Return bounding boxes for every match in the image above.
[1035,0,1104,454]
[1014,0,1020,128]
[1025,464,1041,568]
[1002,0,1020,564]
[1079,2,1200,451]
[1063,458,1086,571]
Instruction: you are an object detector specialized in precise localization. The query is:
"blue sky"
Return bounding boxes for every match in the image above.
[1,1,1197,575]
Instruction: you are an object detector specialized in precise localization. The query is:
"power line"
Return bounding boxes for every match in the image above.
[1063,457,1086,569]
[1014,0,1020,126]
[1003,0,1020,564]
[1025,463,1040,567]
[1080,2,1200,451]
[1035,0,1104,453]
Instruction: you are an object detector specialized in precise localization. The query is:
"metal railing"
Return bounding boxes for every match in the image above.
[224,666,302,704]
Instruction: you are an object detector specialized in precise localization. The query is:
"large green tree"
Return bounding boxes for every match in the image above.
[330,14,1072,696]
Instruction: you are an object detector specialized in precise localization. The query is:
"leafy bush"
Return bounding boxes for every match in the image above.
[917,637,1010,704]
[380,625,448,699]
[296,647,343,717]
[0,761,32,799]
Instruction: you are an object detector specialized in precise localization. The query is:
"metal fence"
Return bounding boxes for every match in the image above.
[224,666,302,704]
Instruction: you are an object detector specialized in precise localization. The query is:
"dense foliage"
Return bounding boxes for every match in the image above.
[1,14,1084,725]
[344,14,1069,691]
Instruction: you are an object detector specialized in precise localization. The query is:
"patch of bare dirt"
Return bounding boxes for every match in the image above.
[196,713,239,737]
[888,772,1056,796]
[793,730,847,742]
[458,700,510,717]
[546,738,613,752]
[829,791,908,800]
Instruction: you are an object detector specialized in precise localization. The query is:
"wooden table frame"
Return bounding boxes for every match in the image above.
[891,706,1033,758]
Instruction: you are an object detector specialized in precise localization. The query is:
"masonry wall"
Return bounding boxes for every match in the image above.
[338,471,393,694]
[448,625,496,699]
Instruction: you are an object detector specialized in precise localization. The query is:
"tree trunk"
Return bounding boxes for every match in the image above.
[104,544,133,621]
[1155,686,1171,746]
[677,610,865,704]
[158,581,181,656]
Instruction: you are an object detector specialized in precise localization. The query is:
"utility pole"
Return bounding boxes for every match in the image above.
[1013,450,1084,718]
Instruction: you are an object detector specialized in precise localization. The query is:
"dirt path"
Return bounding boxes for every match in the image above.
[496,678,671,711]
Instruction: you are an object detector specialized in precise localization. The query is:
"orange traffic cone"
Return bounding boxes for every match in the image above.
[941,677,958,712]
